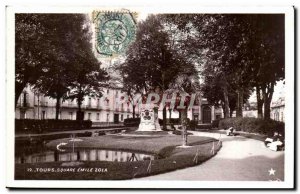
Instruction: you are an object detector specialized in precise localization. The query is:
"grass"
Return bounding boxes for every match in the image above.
[15,134,221,180]
[207,129,268,142]
[123,130,169,135]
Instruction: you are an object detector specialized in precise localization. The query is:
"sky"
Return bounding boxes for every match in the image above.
[249,80,285,103]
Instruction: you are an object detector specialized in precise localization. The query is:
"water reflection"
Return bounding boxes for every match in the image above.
[15,149,155,164]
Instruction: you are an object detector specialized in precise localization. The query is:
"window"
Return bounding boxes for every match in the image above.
[106,113,109,122]
[96,113,100,120]
[121,104,124,111]
[107,89,109,94]
[88,113,91,120]
[88,97,92,107]
[69,112,73,120]
[68,99,73,106]
[116,91,118,98]
[121,114,123,121]
[194,114,199,121]
[97,98,100,108]
[41,111,46,120]
[40,96,48,106]
[20,111,26,119]
[275,111,279,121]
[21,92,29,107]
[127,115,129,118]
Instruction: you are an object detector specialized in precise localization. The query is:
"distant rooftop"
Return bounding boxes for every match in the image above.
[271,97,285,108]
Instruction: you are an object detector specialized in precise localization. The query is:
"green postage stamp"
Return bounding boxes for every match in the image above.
[93,10,137,57]
[5,5,295,189]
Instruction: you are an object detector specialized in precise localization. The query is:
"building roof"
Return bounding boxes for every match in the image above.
[271,97,285,108]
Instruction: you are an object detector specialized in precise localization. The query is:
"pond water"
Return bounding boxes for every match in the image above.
[15,138,156,164]
[15,148,156,164]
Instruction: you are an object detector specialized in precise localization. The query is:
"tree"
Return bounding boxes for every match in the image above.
[246,15,285,119]
[118,54,146,118]
[201,72,236,118]
[67,53,108,121]
[169,70,200,146]
[165,14,284,119]
[34,63,72,120]
[32,14,105,120]
[164,14,241,118]
[120,15,189,129]
[15,14,52,107]
[121,83,142,119]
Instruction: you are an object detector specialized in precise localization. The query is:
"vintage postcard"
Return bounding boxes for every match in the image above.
[6,5,295,189]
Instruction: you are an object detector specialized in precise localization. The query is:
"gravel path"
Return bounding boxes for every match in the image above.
[138,131,284,181]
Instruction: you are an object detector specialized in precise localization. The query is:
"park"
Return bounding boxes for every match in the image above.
[14,12,285,181]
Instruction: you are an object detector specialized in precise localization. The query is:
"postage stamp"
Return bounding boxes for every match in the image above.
[5,5,295,189]
[93,10,137,57]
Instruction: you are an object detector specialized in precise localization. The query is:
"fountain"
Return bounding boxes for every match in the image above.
[137,104,161,131]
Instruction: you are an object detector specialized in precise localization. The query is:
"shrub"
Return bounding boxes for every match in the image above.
[212,120,220,128]
[15,119,93,133]
[167,118,181,125]
[158,119,163,125]
[82,120,92,128]
[196,124,212,130]
[218,117,285,136]
[188,120,198,130]
[123,118,141,126]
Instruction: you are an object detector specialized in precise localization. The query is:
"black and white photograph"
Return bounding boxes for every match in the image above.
[5,5,295,189]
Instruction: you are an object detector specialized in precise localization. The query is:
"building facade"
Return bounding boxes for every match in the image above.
[15,86,137,124]
[270,97,285,122]
[157,98,223,124]
[16,86,223,124]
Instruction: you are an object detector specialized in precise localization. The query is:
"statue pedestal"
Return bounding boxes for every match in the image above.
[137,107,161,131]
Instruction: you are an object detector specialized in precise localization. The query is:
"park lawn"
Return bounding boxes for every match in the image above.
[46,135,214,155]
[15,135,221,180]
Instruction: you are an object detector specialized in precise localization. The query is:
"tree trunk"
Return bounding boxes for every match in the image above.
[221,103,226,118]
[15,81,25,108]
[77,86,84,122]
[264,100,271,119]
[180,108,188,146]
[162,106,167,130]
[78,99,82,113]
[263,83,274,119]
[236,88,244,117]
[132,104,136,118]
[256,85,264,119]
[223,85,230,119]
[77,97,83,121]
[169,108,172,119]
[55,96,61,120]
[230,109,233,118]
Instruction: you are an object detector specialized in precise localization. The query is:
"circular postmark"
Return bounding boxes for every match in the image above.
[94,11,136,56]
[101,20,127,45]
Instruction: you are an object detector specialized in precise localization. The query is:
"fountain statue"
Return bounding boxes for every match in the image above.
[137,104,161,131]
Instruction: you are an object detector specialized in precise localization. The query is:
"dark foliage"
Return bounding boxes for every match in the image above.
[15,119,92,133]
[212,120,220,128]
[196,124,212,130]
[218,117,285,137]
[123,118,141,127]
